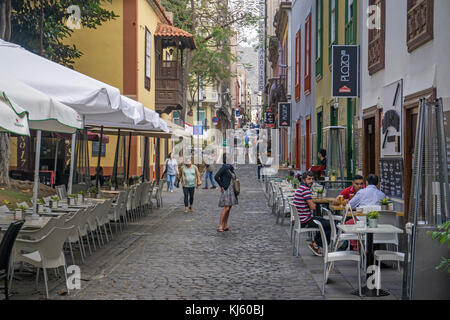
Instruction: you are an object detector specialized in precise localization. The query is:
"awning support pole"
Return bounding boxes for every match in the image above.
[32,130,42,216]
[95,125,104,189]
[68,132,77,194]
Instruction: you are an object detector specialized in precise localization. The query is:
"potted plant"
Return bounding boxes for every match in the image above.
[15,205,26,220]
[37,199,45,213]
[104,180,113,190]
[68,193,77,205]
[50,196,59,209]
[317,186,325,199]
[77,191,87,204]
[292,179,300,189]
[367,211,379,228]
[329,169,337,182]
[88,186,98,198]
[380,198,392,210]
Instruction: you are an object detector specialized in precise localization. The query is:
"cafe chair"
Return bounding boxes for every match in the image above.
[0,220,25,300]
[108,191,126,233]
[61,209,87,265]
[276,187,291,225]
[12,226,76,299]
[373,210,402,272]
[374,250,405,296]
[313,219,362,297]
[290,203,319,256]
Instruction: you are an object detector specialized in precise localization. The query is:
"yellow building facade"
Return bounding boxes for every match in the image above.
[314,0,359,178]
[65,0,174,180]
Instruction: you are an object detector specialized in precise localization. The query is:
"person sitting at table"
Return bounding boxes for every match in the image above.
[293,171,331,257]
[333,174,365,206]
[349,174,385,210]
[318,149,327,170]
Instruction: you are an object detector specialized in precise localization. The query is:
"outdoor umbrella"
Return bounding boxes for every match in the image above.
[0,72,83,214]
[0,39,164,129]
[0,93,29,136]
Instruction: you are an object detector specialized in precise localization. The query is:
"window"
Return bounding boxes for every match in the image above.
[329,0,338,65]
[345,0,357,45]
[368,0,385,75]
[145,28,151,91]
[316,0,323,79]
[305,13,312,94]
[295,29,301,101]
[407,0,434,52]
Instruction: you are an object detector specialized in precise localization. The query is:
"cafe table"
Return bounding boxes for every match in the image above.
[337,223,404,297]
[0,214,50,231]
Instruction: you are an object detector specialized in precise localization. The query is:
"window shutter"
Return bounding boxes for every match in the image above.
[316,0,323,79]
[305,14,312,94]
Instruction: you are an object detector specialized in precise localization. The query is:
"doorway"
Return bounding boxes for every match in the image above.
[296,120,301,169]
[363,117,376,176]
[306,116,311,170]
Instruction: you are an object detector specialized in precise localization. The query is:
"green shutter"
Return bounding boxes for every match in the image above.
[328,0,339,66]
[316,0,323,78]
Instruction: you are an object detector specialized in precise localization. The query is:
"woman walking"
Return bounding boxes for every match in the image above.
[178,158,201,213]
[214,153,238,232]
[163,153,179,192]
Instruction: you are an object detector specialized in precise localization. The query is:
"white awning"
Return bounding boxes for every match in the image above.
[0,93,29,136]
[0,72,82,134]
[0,39,167,133]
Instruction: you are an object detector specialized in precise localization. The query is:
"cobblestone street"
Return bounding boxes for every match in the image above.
[10,163,404,300]
[10,164,323,300]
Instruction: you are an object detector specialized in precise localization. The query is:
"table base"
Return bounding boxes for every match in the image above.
[352,286,390,297]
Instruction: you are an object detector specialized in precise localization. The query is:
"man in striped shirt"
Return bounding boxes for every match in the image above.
[293,171,331,256]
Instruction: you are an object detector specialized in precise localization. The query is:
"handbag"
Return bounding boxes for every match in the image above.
[228,169,240,196]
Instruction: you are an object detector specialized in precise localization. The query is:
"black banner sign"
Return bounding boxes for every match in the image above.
[332,45,359,98]
[278,103,291,127]
[17,135,32,171]
[265,112,275,128]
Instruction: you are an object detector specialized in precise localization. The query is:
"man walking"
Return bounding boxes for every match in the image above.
[293,171,331,256]
[203,163,217,189]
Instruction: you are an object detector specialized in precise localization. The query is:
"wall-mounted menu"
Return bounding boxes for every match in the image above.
[379,158,404,199]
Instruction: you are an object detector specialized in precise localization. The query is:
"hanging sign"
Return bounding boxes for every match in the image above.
[278,103,291,127]
[381,80,403,157]
[332,45,359,98]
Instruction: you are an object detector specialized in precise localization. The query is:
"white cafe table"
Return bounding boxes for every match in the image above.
[0,214,50,230]
[337,224,404,297]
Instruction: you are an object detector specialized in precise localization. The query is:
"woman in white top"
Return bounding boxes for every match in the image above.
[163,153,179,192]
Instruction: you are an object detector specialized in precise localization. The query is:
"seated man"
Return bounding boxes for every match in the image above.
[293,171,331,257]
[333,174,365,206]
[349,174,386,209]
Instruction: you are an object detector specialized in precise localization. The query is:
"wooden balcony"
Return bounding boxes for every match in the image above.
[155,60,183,113]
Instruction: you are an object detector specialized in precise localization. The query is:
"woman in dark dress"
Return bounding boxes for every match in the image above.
[214,153,238,232]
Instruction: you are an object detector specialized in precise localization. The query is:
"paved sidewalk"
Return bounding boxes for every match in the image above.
[8,164,403,300]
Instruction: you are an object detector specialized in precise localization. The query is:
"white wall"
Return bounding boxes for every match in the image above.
[361,0,450,110]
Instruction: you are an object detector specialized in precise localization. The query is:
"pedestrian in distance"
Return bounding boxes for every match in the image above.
[203,163,217,189]
[177,158,201,213]
[214,153,238,232]
[163,152,179,193]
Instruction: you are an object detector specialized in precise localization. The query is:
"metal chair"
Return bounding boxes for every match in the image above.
[290,203,319,256]
[0,220,25,300]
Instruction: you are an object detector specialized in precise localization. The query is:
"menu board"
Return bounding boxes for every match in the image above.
[379,158,404,199]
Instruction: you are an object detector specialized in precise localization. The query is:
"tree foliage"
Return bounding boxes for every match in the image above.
[160,0,259,99]
[8,0,118,68]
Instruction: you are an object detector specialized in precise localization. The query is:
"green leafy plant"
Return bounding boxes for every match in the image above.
[68,193,77,198]
[429,221,450,273]
[51,196,59,201]
[78,190,87,196]
[381,198,392,205]
[36,199,44,204]
[104,180,112,187]
[317,187,324,194]
[368,211,379,220]
[292,179,300,187]
[18,205,27,211]
[88,186,98,194]
[329,169,337,176]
